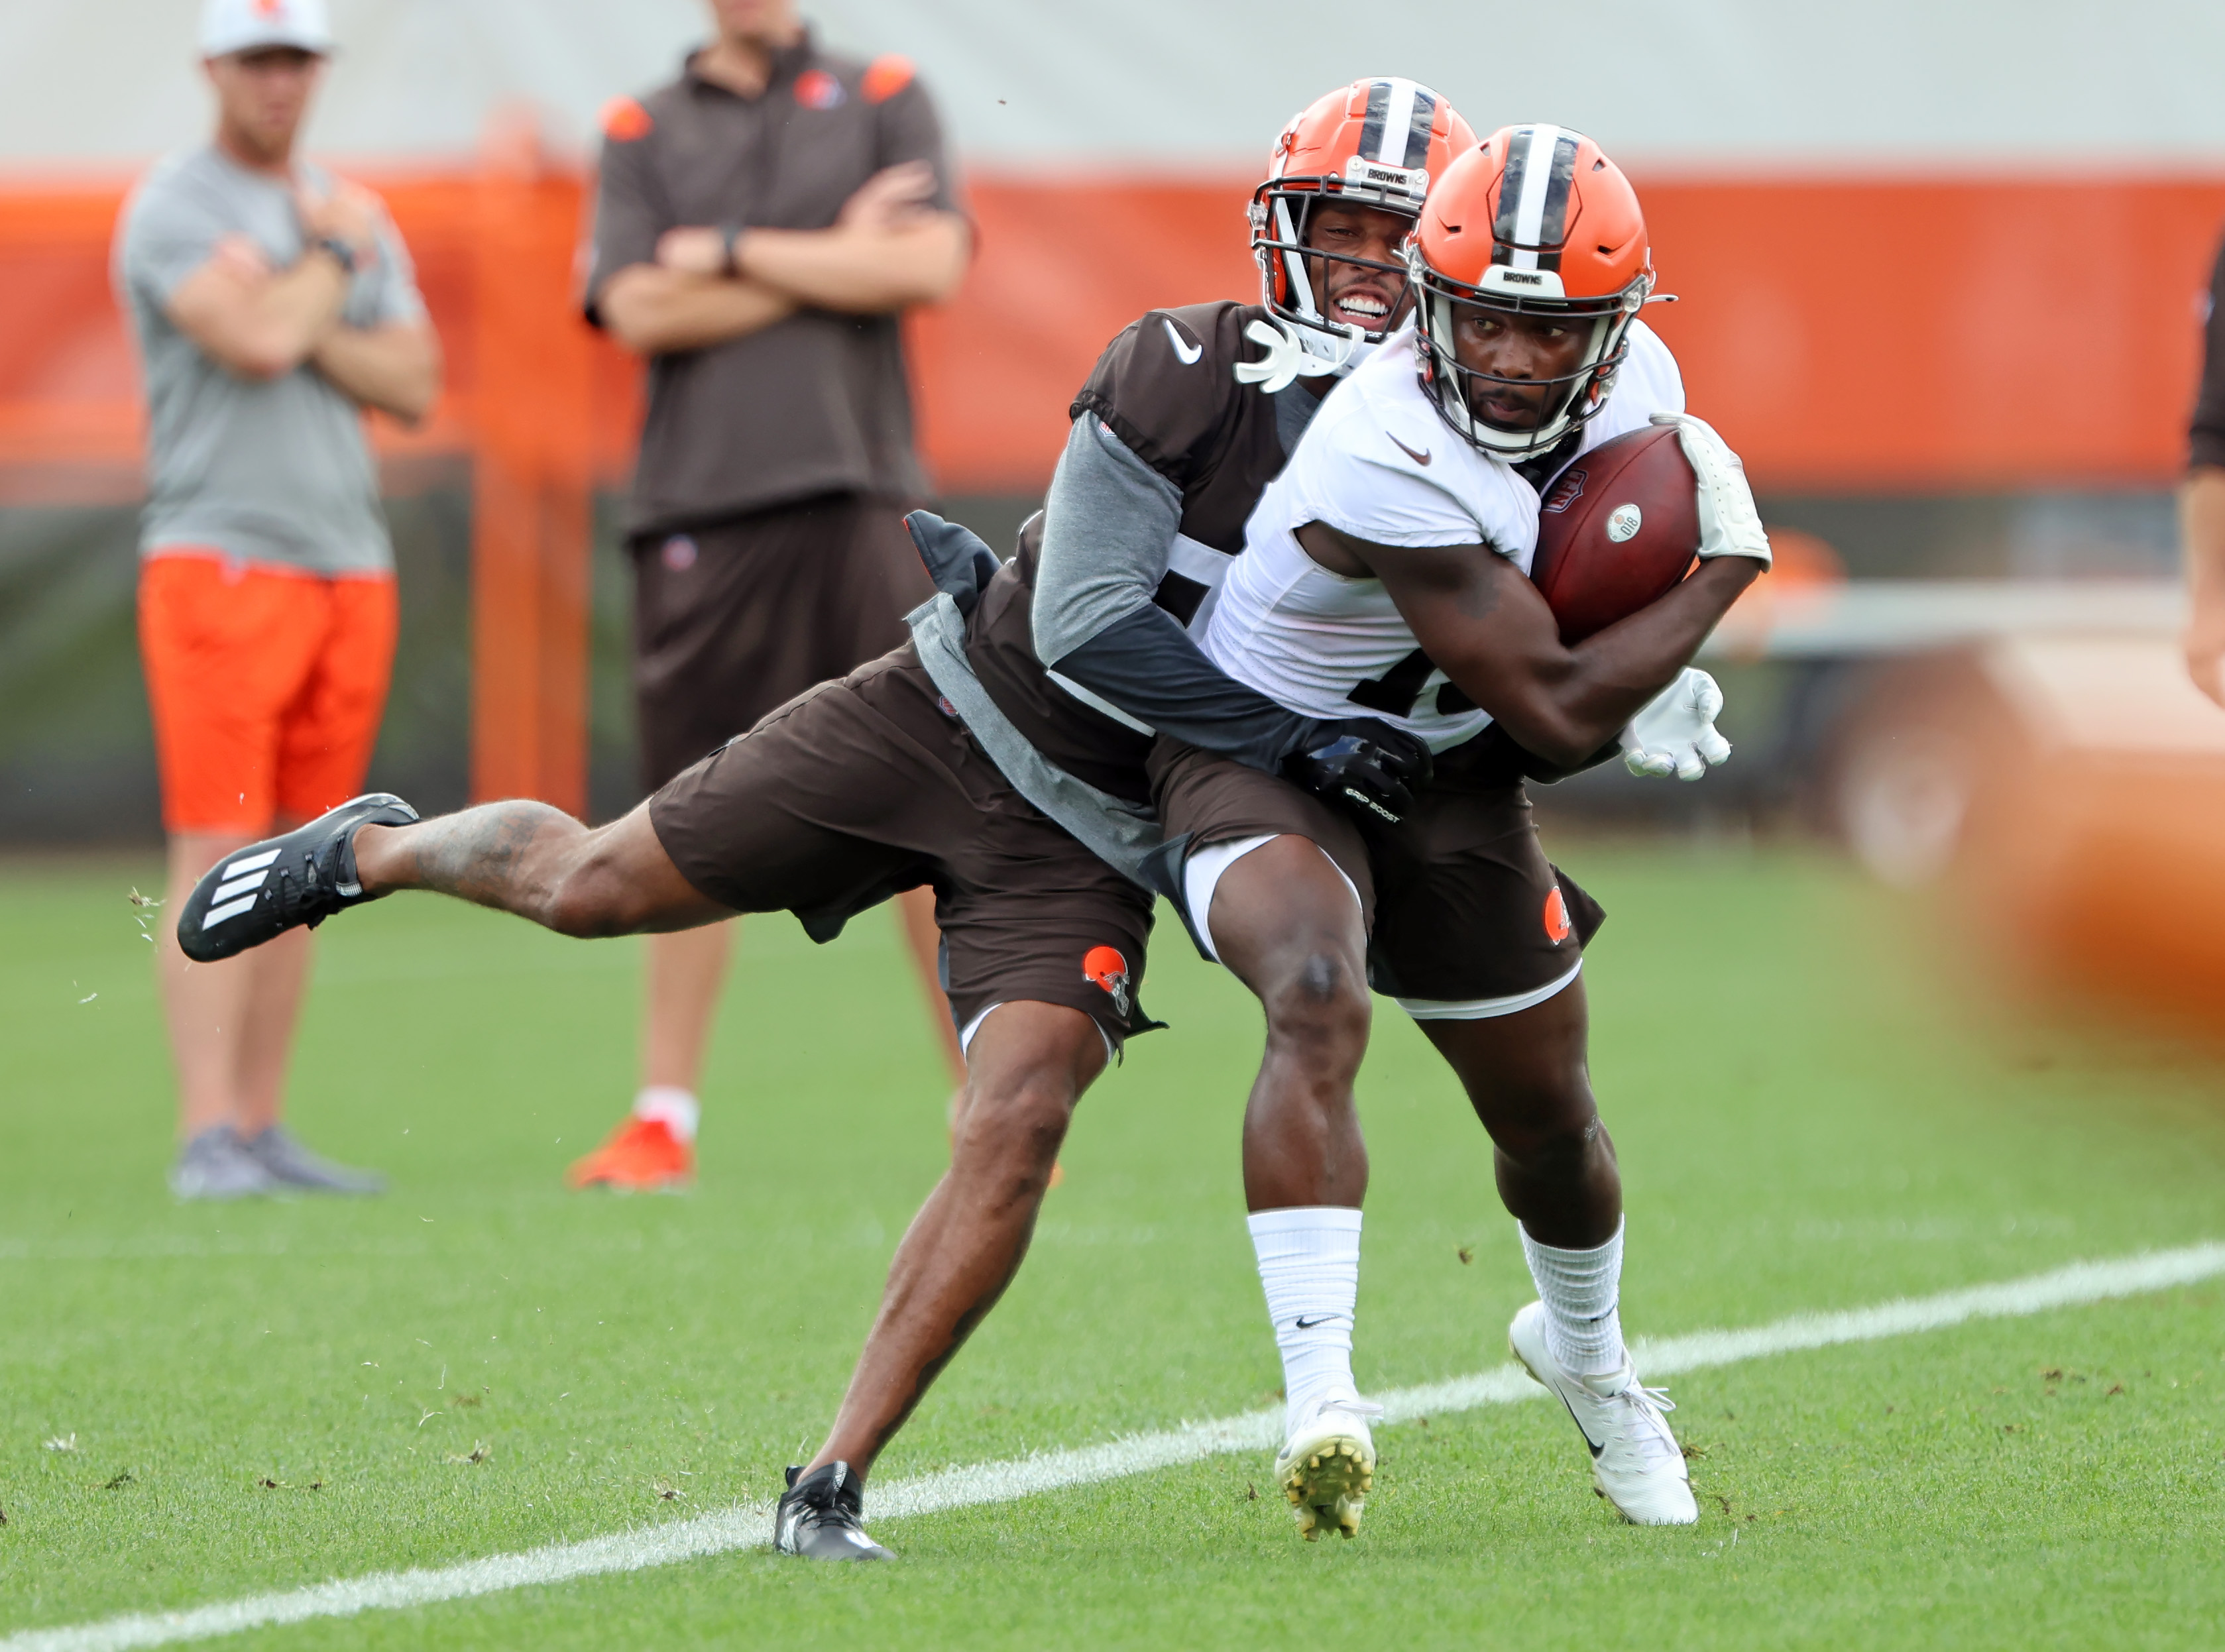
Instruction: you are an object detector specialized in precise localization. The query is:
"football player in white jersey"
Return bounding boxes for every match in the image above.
[1156,127,1772,1532]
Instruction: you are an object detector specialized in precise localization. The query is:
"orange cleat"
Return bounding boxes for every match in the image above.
[565,1115,693,1191]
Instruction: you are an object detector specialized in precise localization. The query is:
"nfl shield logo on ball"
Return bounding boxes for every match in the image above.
[1605,504,1643,542]
[1542,467,1587,514]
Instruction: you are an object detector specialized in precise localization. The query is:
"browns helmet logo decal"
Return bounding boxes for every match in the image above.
[1082,945,1131,1017]
[1542,886,1573,945]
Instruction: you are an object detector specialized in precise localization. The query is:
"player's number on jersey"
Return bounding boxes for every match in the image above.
[1347,646,1475,718]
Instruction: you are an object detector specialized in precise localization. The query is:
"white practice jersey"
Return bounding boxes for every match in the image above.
[1203,320,1685,751]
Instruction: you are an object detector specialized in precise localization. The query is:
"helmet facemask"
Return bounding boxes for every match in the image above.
[1250,158,1428,377]
[1410,250,1648,459]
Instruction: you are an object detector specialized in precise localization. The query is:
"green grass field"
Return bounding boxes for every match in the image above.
[3,844,2222,1649]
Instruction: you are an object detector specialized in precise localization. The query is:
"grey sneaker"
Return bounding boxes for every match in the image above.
[241,1127,386,1195]
[170,1127,284,1200]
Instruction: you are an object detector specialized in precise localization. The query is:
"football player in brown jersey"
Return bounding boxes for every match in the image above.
[941,79,1475,1539]
[172,78,1475,1561]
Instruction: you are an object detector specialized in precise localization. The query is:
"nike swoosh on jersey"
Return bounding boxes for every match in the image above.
[1387,431,1432,466]
[1162,317,1204,365]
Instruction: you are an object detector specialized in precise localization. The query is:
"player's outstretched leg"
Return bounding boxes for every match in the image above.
[1419,979,1697,1526]
[1204,835,1381,1539]
[176,794,421,962]
[775,1001,1107,1561]
[179,794,733,964]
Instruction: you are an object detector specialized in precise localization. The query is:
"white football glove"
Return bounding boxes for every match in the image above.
[1648,412,1772,569]
[1619,667,1731,781]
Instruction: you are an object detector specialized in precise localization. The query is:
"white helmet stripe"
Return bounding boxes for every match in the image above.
[1375,78,1419,165]
[1507,123,1566,270]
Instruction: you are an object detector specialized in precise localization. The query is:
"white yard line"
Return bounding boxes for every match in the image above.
[9,1240,2221,1652]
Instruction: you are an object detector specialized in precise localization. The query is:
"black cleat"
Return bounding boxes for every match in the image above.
[773,1462,893,1561]
[178,793,420,963]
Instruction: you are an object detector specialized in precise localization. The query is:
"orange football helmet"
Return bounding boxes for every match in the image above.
[1408,125,1655,458]
[1249,78,1476,375]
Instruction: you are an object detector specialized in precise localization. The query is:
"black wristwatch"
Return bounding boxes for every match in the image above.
[313,235,357,275]
[716,223,744,275]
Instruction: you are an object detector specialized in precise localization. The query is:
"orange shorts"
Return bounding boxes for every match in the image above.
[138,552,399,835]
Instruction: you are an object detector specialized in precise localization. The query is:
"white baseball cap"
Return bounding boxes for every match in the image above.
[200,0,335,58]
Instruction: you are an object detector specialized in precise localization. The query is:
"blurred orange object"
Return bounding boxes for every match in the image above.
[1964,637,2225,1027]
[467,113,597,814]
[1839,635,2225,1030]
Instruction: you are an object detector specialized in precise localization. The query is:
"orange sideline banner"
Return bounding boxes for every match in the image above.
[6,164,2222,812]
[7,168,2224,500]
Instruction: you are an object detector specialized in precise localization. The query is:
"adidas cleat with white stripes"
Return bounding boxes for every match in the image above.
[1273,1392,1380,1541]
[178,794,420,963]
[1508,1300,1698,1526]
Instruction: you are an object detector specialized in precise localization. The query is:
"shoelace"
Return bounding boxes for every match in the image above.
[1296,1394,1385,1430]
[791,1482,866,1530]
[1601,1381,1683,1468]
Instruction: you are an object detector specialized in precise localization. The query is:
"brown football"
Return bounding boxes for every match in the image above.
[1530,423,1701,643]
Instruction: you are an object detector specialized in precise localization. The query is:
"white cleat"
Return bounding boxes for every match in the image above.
[1273,1391,1381,1541]
[1509,1300,1698,1526]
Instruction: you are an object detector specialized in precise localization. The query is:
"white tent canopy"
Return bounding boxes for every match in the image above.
[4,0,2224,170]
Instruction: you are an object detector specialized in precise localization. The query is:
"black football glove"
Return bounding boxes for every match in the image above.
[1283,718,1434,828]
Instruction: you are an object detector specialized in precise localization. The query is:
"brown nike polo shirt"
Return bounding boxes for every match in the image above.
[585,34,957,538]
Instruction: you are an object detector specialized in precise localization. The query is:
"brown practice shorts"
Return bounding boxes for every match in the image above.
[650,647,1158,1054]
[1147,733,1604,1009]
[631,492,933,792]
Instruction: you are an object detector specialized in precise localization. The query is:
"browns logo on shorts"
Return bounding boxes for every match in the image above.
[1083,945,1133,1018]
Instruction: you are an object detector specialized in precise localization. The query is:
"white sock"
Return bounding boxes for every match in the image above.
[632,1086,700,1145]
[1248,1206,1363,1433]
[1519,1219,1628,1378]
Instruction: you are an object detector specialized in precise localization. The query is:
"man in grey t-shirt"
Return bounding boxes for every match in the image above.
[115,0,441,1199]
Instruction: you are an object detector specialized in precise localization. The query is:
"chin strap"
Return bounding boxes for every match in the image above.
[1233,317,1363,394]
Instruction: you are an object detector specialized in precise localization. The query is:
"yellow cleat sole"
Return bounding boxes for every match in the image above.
[1279,1436,1373,1541]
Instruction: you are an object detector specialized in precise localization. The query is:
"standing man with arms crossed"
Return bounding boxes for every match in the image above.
[565,0,971,1191]
[117,0,439,1199]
